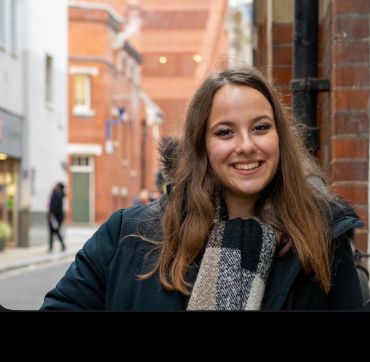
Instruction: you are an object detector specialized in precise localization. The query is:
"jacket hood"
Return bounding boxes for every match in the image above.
[326,198,364,239]
[159,136,180,184]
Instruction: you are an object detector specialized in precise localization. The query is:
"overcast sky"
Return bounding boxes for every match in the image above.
[229,0,253,6]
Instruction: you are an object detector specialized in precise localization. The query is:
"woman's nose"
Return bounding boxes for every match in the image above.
[235,134,257,154]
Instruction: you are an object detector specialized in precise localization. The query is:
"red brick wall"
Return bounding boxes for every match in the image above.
[82,0,127,16]
[255,24,267,72]
[132,0,229,137]
[330,0,370,250]
[255,0,369,251]
[67,0,230,224]
[272,23,293,107]
[142,52,199,77]
[141,10,209,30]
[255,21,293,107]
[68,5,148,224]
[69,9,118,59]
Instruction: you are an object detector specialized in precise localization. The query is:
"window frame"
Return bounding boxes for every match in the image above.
[45,54,54,109]
[70,66,98,118]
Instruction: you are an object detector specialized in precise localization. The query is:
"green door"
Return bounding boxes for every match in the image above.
[72,172,90,223]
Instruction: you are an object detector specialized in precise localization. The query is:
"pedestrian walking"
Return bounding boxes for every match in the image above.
[41,66,364,310]
[47,182,66,252]
[133,189,150,205]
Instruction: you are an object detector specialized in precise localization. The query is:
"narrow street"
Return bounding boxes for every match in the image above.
[0,257,74,310]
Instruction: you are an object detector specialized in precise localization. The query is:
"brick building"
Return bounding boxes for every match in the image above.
[67,0,229,224]
[253,0,369,252]
[128,0,229,138]
[68,1,162,224]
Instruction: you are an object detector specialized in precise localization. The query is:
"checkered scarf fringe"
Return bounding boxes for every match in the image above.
[187,204,276,311]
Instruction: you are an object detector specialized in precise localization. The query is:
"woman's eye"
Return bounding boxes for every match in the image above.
[215,129,233,137]
[254,124,271,133]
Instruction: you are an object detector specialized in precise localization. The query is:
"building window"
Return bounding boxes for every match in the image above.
[0,0,6,48]
[45,54,53,107]
[70,66,97,117]
[73,74,95,117]
[72,156,90,167]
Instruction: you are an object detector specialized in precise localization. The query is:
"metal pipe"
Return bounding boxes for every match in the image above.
[292,0,322,154]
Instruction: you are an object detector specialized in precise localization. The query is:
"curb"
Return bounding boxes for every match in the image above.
[0,248,79,274]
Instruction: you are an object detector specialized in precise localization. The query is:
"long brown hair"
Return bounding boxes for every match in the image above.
[142,66,334,295]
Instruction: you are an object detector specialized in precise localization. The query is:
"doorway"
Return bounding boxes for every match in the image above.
[71,156,93,224]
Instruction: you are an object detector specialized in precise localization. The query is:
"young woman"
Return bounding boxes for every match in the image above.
[41,67,364,310]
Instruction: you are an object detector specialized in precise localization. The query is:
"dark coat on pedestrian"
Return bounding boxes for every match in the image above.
[49,190,65,224]
[40,197,364,311]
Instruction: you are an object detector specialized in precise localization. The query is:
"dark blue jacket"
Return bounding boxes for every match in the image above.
[49,191,65,223]
[40,200,364,310]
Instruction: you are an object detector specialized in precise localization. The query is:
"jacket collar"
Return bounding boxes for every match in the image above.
[261,208,364,310]
[326,198,364,239]
[152,195,364,310]
[262,251,301,310]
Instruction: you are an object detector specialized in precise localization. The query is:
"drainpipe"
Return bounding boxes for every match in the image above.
[291,0,330,154]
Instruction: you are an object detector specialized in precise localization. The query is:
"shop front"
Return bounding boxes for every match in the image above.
[0,156,20,248]
[0,109,22,250]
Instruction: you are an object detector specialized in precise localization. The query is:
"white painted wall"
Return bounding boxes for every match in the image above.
[22,0,68,245]
[0,0,24,116]
[227,0,253,66]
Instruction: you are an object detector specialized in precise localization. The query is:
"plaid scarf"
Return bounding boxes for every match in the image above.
[187,203,276,310]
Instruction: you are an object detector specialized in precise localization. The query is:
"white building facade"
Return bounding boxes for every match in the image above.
[0,0,68,248]
[227,0,254,66]
[0,0,23,247]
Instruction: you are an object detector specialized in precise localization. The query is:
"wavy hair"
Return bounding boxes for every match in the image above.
[142,66,334,295]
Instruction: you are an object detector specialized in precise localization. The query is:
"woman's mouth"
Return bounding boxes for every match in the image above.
[232,161,261,171]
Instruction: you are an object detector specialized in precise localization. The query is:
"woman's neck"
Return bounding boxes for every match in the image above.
[224,191,258,219]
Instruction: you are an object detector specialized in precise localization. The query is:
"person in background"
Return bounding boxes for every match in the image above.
[149,191,161,202]
[47,182,66,252]
[41,66,364,310]
[133,189,150,205]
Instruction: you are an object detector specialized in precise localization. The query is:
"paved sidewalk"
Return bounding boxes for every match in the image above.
[0,225,98,274]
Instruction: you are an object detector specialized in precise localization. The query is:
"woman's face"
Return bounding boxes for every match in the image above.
[205,84,280,207]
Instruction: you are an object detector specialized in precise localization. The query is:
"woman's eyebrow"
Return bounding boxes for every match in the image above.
[250,115,274,123]
[209,115,274,130]
[210,120,235,128]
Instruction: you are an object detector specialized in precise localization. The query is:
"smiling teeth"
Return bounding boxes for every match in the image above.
[234,162,260,170]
